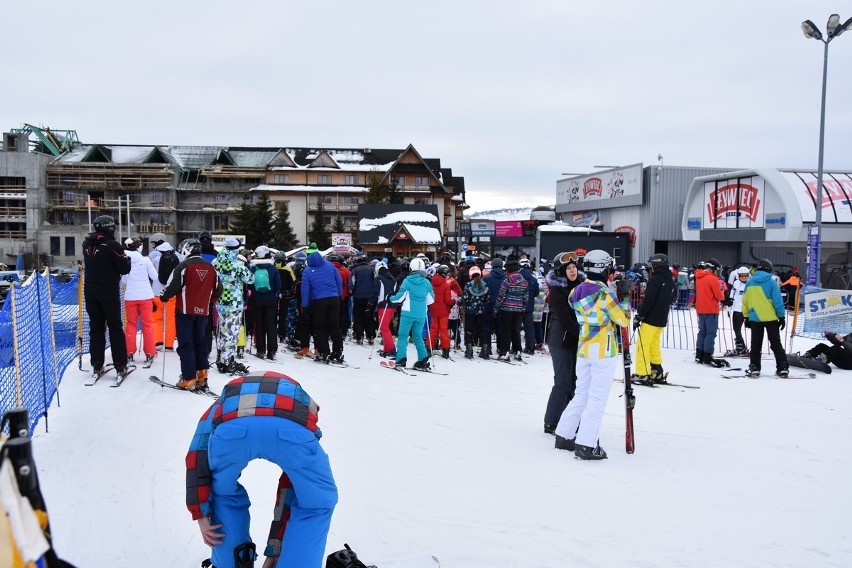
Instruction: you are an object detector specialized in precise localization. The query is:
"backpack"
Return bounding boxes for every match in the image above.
[157,249,180,285]
[253,266,272,293]
[676,273,688,287]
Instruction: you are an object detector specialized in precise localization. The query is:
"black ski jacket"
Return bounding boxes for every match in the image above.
[637,268,675,327]
[82,231,131,297]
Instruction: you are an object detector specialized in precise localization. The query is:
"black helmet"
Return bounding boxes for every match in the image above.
[437,264,450,276]
[179,238,202,257]
[93,215,116,235]
[198,230,213,243]
[755,258,773,273]
[706,258,721,269]
[648,253,670,270]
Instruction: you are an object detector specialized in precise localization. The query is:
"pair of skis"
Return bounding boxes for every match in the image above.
[85,364,137,388]
[148,376,219,398]
[379,360,449,375]
[619,326,635,454]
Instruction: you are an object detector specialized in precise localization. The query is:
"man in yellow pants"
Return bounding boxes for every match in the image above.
[632,254,675,384]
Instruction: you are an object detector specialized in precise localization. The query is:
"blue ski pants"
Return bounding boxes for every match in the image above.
[207,416,338,568]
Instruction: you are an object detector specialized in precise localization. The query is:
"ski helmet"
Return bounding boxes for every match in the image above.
[755,258,773,273]
[648,253,670,270]
[124,236,143,251]
[198,230,213,243]
[179,238,202,257]
[706,258,722,270]
[735,266,751,278]
[437,264,450,276]
[519,258,531,268]
[254,245,270,259]
[374,261,388,276]
[93,215,116,235]
[583,249,614,277]
[410,257,426,273]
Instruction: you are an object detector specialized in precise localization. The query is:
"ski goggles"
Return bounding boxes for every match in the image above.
[556,252,579,266]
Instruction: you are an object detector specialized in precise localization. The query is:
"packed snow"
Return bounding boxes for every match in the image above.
[30,336,850,568]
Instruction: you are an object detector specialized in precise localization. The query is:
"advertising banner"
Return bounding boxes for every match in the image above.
[801,285,852,336]
[470,220,495,237]
[702,176,765,229]
[332,232,352,255]
[494,221,522,237]
[556,164,643,211]
[806,225,819,286]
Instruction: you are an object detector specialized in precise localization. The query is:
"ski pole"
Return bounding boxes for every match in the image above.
[161,299,168,384]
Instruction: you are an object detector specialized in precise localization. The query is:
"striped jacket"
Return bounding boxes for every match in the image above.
[494,272,529,313]
[569,280,630,359]
[185,372,320,553]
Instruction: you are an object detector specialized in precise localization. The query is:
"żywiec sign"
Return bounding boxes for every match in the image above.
[702,177,765,228]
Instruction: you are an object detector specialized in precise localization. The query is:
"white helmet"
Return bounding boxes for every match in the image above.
[410,257,426,272]
[374,261,387,276]
[735,266,751,277]
[583,249,614,276]
[254,245,270,258]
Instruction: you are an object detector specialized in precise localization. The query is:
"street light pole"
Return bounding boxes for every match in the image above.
[801,14,852,287]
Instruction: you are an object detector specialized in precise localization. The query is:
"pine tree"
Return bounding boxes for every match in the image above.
[271,200,298,251]
[364,170,389,203]
[230,193,274,247]
[332,215,346,234]
[388,177,403,204]
[307,202,331,250]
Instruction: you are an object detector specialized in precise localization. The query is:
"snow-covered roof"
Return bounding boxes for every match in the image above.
[251,184,367,194]
[399,223,441,244]
[359,211,439,232]
[357,204,442,246]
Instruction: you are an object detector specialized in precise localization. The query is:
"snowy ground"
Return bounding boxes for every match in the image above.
[31,335,851,568]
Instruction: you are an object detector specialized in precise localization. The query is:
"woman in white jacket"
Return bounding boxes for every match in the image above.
[122,237,160,365]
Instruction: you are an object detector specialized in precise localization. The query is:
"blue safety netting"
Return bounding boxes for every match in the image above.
[0,271,90,435]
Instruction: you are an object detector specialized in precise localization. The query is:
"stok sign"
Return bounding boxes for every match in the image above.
[706,183,761,222]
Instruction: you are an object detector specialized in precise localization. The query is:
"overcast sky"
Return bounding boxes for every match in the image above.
[3,1,851,213]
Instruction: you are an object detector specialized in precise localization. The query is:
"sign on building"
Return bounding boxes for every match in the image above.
[332,232,352,255]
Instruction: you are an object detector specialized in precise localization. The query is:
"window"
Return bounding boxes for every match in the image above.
[414,197,430,205]
[415,176,429,187]
[150,213,166,224]
[317,174,332,185]
[213,215,229,231]
[323,216,332,225]
[318,195,332,204]
[64,237,75,256]
[62,212,74,225]
[344,216,358,227]
[0,177,25,190]
[344,175,360,185]
[50,236,60,256]
[343,195,360,205]
[151,192,165,206]
[394,176,405,188]
[274,200,290,212]
[273,173,289,184]
[214,194,230,208]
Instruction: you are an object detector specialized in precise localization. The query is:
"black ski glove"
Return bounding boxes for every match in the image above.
[744,319,752,329]
[632,315,643,331]
[778,317,785,330]
[722,297,734,307]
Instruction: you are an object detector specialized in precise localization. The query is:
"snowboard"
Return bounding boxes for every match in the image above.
[787,353,831,374]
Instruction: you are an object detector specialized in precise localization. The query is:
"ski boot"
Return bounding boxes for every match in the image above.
[776,366,790,379]
[144,354,156,368]
[479,344,491,360]
[513,351,523,362]
[702,352,729,368]
[177,374,197,390]
[745,365,760,377]
[544,423,556,435]
[694,349,705,364]
[633,374,653,386]
[441,348,450,359]
[650,363,667,384]
[313,353,329,364]
[236,346,244,359]
[195,368,209,391]
[395,358,407,368]
[413,357,431,371]
[329,352,345,365]
[215,359,230,374]
[574,443,608,460]
[554,435,575,451]
[464,344,474,359]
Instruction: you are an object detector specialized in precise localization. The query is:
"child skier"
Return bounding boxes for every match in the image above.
[632,253,675,384]
[462,265,490,359]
